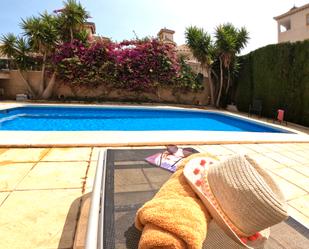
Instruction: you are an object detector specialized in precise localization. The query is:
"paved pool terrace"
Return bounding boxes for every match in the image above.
[0,144,308,249]
[0,102,308,248]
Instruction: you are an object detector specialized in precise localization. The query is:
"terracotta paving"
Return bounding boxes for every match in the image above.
[0,144,308,249]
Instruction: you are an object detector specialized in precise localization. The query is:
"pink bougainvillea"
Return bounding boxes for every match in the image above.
[53,38,199,92]
[110,39,180,91]
[53,39,112,86]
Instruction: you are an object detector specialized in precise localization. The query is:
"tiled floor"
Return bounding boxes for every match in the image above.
[197,143,309,228]
[0,144,308,249]
[0,147,93,249]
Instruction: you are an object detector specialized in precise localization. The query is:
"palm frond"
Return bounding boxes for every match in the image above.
[74,29,89,44]
[20,13,59,54]
[235,27,249,53]
[15,37,31,54]
[185,26,214,67]
[215,23,249,67]
[56,0,90,42]
[0,33,18,58]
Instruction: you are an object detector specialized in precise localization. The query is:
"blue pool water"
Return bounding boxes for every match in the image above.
[0,106,290,132]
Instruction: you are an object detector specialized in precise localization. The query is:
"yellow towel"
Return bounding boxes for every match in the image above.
[135,153,217,249]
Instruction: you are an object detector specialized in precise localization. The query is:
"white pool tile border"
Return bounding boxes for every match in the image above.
[0,103,308,147]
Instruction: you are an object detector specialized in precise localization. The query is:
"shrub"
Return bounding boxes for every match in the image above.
[53,38,202,93]
[53,39,112,86]
[235,40,309,126]
[110,39,180,91]
[174,57,202,91]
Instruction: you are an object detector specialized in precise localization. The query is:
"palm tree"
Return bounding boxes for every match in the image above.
[56,0,89,43]
[21,12,59,96]
[0,33,17,63]
[0,34,37,95]
[185,26,215,106]
[1,15,58,98]
[0,0,90,99]
[214,23,249,106]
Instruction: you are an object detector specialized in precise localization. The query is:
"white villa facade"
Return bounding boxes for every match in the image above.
[274,3,309,43]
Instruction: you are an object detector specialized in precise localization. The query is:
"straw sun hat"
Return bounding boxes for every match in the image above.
[183,154,289,249]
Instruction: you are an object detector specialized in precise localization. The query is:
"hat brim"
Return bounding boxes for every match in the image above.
[204,221,269,249]
[183,156,270,249]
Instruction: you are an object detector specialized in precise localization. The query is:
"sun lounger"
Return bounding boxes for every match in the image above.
[248,99,262,117]
[84,149,309,249]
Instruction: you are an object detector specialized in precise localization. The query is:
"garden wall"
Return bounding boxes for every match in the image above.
[0,70,210,105]
[235,40,309,126]
[0,70,41,99]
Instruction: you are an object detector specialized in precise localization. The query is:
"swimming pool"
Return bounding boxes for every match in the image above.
[0,106,291,133]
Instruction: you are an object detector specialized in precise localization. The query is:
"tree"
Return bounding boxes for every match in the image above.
[0,33,17,63]
[185,26,216,105]
[214,23,249,107]
[55,0,89,43]
[21,12,59,96]
[0,34,37,94]
[0,0,90,99]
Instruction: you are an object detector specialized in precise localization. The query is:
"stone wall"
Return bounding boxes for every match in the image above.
[0,70,210,105]
[0,70,41,99]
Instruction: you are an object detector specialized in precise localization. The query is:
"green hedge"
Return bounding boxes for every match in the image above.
[235,40,309,126]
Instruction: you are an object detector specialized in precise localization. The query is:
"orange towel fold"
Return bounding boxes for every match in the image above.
[135,153,217,249]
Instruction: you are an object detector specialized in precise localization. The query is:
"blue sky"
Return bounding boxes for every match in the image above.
[0,0,308,54]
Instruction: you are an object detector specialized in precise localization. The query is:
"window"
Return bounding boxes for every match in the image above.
[306,14,309,25]
[279,19,291,32]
